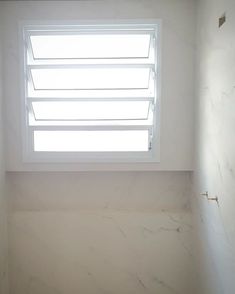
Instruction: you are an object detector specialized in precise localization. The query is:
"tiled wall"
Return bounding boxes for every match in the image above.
[7,171,198,294]
[192,0,235,293]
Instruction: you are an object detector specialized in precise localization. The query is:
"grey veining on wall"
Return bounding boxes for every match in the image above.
[8,172,198,294]
[10,211,194,294]
[192,0,235,293]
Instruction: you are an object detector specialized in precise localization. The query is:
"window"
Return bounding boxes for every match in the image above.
[21,21,160,162]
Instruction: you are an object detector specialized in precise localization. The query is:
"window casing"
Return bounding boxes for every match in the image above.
[21,21,161,162]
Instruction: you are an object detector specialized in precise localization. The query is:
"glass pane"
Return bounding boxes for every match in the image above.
[32,101,150,120]
[34,130,149,152]
[28,80,155,99]
[31,68,150,90]
[30,34,151,59]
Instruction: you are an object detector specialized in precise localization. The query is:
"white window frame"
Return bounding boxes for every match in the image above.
[20,20,161,163]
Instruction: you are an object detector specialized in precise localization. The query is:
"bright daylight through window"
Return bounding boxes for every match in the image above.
[22,22,160,162]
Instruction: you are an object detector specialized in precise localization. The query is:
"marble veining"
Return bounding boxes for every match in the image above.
[9,210,197,294]
[192,1,235,293]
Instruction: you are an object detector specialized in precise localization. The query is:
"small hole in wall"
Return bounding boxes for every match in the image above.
[219,13,226,28]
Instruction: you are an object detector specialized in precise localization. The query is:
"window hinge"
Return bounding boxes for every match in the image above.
[151,35,156,48]
[149,131,153,150]
[151,69,156,79]
[26,105,30,113]
[151,101,155,112]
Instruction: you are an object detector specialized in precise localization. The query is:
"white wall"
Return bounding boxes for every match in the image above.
[1,1,199,294]
[1,0,195,171]
[0,7,9,294]
[8,171,198,294]
[192,0,235,293]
